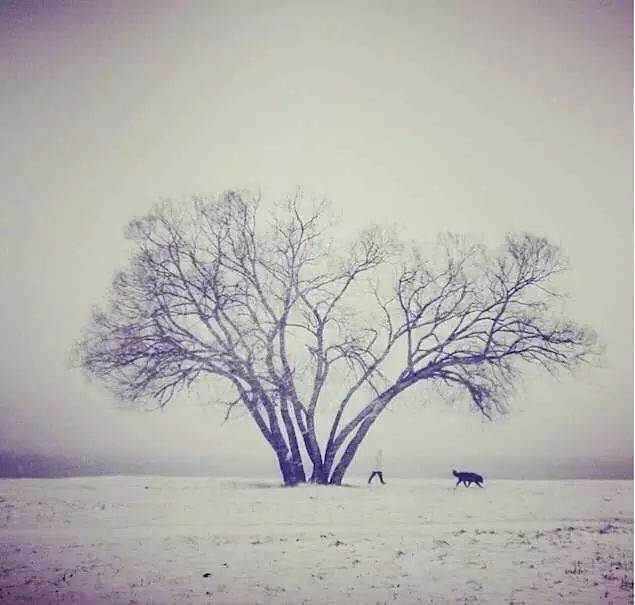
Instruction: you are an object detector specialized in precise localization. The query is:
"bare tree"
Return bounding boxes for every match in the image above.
[76,190,597,485]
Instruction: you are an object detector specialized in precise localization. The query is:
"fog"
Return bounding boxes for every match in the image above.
[1,0,632,479]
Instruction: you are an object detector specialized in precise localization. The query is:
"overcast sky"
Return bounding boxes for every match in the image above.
[1,0,632,478]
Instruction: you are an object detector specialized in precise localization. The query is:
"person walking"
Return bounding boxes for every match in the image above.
[368,449,386,485]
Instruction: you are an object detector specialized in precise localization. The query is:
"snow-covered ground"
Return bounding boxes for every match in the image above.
[0,477,632,604]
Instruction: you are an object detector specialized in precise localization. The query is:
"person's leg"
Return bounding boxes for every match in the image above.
[378,472,386,485]
[368,471,376,484]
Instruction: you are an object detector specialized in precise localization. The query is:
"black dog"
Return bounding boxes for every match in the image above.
[452,469,484,488]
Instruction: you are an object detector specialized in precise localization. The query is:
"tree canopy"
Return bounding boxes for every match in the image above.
[76,191,597,485]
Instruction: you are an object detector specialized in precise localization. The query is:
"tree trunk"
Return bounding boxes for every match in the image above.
[279,399,306,484]
[276,454,295,485]
[259,396,304,486]
[305,416,327,483]
[328,414,381,485]
[271,440,299,486]
[310,466,329,484]
[327,383,409,484]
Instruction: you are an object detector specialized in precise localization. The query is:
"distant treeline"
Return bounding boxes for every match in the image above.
[0,451,139,478]
[0,451,631,480]
[0,451,209,478]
